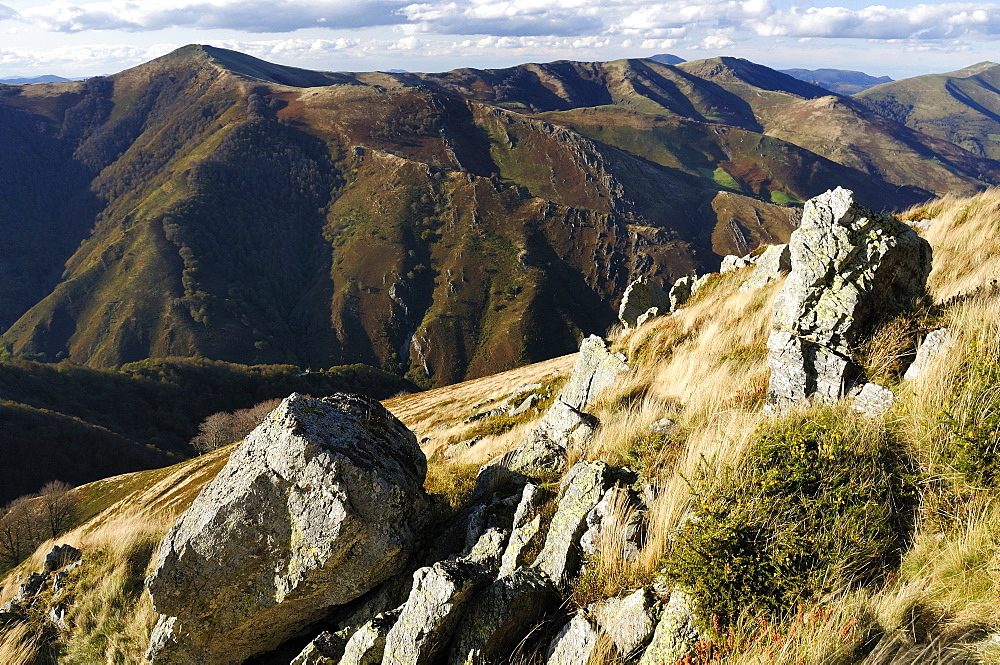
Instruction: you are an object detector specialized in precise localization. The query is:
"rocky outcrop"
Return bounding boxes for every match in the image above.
[145,393,431,665]
[619,278,671,328]
[638,590,701,665]
[546,614,599,665]
[290,632,345,665]
[720,253,754,273]
[591,589,658,657]
[766,188,932,412]
[382,559,491,665]
[499,483,548,577]
[448,568,558,665]
[534,461,614,585]
[904,328,954,381]
[669,276,695,311]
[476,336,627,495]
[740,243,791,292]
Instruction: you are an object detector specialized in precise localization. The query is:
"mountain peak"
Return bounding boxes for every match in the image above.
[947,61,1000,78]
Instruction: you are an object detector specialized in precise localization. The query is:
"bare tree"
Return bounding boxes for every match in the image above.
[190,398,283,453]
[37,481,77,539]
[0,496,41,568]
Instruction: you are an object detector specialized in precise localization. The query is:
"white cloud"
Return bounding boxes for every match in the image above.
[16,0,408,33]
[751,3,1000,40]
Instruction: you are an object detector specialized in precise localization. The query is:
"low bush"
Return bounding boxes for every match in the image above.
[664,407,916,626]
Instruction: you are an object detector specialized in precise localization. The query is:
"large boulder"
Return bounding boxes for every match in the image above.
[766,188,931,412]
[638,590,701,665]
[619,278,671,329]
[145,393,431,665]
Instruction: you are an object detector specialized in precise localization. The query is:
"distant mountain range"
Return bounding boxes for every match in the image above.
[0,74,72,84]
[779,68,893,94]
[1,45,999,387]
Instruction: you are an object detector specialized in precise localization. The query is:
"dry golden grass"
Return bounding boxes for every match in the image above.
[907,188,1000,301]
[385,353,575,456]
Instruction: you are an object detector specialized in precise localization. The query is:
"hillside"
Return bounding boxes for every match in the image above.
[1,47,999,386]
[857,62,1000,160]
[0,358,410,504]
[2,186,998,663]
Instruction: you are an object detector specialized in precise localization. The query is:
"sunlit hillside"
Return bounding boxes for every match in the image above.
[2,188,1000,663]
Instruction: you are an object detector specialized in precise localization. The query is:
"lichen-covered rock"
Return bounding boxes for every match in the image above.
[290,631,346,665]
[580,486,644,562]
[145,393,431,665]
[340,608,401,665]
[559,336,630,412]
[590,589,657,657]
[381,559,490,665]
[720,254,754,273]
[448,567,558,665]
[766,188,932,412]
[546,614,599,665]
[500,484,548,577]
[619,278,671,329]
[638,590,701,665]
[904,328,954,381]
[476,336,626,491]
[739,243,791,292]
[850,382,895,418]
[534,461,613,585]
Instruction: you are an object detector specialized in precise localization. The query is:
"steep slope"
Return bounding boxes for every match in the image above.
[3,47,999,385]
[856,62,1000,160]
[679,57,1000,197]
[0,46,800,385]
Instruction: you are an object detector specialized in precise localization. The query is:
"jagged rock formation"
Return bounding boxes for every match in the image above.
[639,590,702,665]
[619,278,671,328]
[739,243,791,292]
[145,393,431,665]
[766,188,932,412]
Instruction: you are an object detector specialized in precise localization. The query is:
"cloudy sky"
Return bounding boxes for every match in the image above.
[1,0,998,79]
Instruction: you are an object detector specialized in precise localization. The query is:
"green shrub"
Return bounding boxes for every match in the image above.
[664,407,916,625]
[940,329,1000,486]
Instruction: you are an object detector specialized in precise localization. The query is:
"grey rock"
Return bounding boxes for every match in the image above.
[720,253,754,273]
[52,560,82,593]
[619,278,671,329]
[465,527,509,570]
[904,328,954,381]
[668,276,695,311]
[591,588,657,657]
[448,567,558,665]
[648,418,676,434]
[381,559,490,665]
[291,631,346,665]
[638,590,701,665]
[475,335,625,498]
[509,393,542,417]
[546,614,599,665]
[580,487,644,562]
[14,572,46,603]
[500,483,549,577]
[534,461,613,585]
[43,544,82,573]
[739,244,791,292]
[766,188,932,413]
[340,608,401,665]
[560,335,629,413]
[850,382,895,418]
[145,393,430,665]
[445,436,483,459]
[635,307,662,327]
